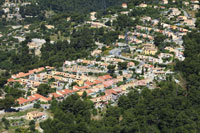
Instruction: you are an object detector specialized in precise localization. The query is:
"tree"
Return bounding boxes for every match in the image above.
[107,65,116,74]
[142,67,144,75]
[105,20,111,26]
[37,84,52,97]
[33,102,41,109]
[154,33,166,49]
[29,120,36,132]
[0,76,7,88]
[118,62,128,70]
[82,91,87,99]
[3,96,15,109]
[2,117,10,129]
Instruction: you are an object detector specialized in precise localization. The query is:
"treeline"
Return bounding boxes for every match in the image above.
[176,30,200,106]
[37,0,124,13]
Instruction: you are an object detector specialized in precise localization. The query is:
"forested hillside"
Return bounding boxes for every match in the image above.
[37,0,123,13]
[0,28,96,73]
[40,30,200,132]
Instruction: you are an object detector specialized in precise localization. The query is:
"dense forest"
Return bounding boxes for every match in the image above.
[37,0,124,13]
[40,30,200,132]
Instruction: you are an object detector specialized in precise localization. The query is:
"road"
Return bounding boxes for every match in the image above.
[182,9,190,18]
[14,103,34,111]
[0,103,34,115]
[109,47,135,61]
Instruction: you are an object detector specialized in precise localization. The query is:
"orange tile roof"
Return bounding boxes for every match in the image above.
[58,89,73,95]
[7,78,20,82]
[16,97,29,105]
[103,79,116,88]
[93,80,102,85]
[86,89,94,94]
[85,81,95,86]
[50,92,63,98]
[29,111,44,118]
[74,86,89,91]
[98,75,112,81]
[105,89,117,95]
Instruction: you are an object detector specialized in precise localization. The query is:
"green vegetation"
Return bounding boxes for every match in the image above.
[0,27,96,74]
[37,84,55,97]
[39,28,200,132]
[0,81,25,110]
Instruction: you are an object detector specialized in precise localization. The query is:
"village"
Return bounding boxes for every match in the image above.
[0,0,199,132]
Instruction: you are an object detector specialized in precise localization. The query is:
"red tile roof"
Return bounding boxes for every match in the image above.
[103,79,116,88]
[27,93,50,102]
[86,89,94,94]
[58,89,73,95]
[50,92,63,98]
[85,81,95,86]
[73,86,89,91]
[27,95,40,102]
[105,89,117,95]
[16,97,29,105]
[93,80,102,85]
[98,75,112,81]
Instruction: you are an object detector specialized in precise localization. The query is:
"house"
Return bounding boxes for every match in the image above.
[135,80,147,86]
[169,8,181,16]
[73,85,89,91]
[152,19,159,26]
[142,43,158,55]
[16,97,29,106]
[118,35,125,39]
[192,4,200,10]
[184,19,195,27]
[139,3,147,8]
[87,21,108,28]
[158,53,173,59]
[45,25,54,29]
[27,94,51,103]
[161,0,168,4]
[49,92,63,100]
[141,16,152,22]
[90,12,96,21]
[57,89,74,97]
[191,0,199,4]
[26,111,45,120]
[98,75,112,81]
[122,3,127,8]
[64,61,75,66]
[177,16,187,21]
[84,81,95,87]
[103,79,116,88]
[165,47,175,52]
[91,50,102,56]
[128,62,135,67]
[105,89,118,100]
[11,67,45,79]
[120,11,129,15]
[183,1,190,5]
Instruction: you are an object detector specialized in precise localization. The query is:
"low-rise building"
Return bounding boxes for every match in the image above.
[26,111,45,120]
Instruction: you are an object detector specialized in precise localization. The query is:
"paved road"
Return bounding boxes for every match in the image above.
[117,55,135,61]
[14,103,34,111]
[0,103,34,115]
[182,9,190,18]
